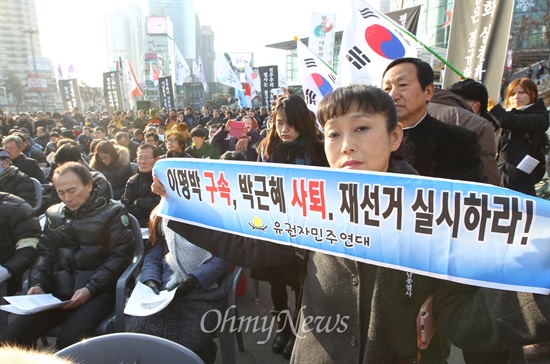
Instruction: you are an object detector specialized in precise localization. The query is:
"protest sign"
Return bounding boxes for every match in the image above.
[154,159,550,294]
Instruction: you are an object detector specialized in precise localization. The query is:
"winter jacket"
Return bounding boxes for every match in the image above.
[11,153,46,183]
[0,192,40,295]
[402,114,485,183]
[490,99,550,196]
[23,144,47,166]
[428,89,499,186]
[0,166,36,206]
[185,143,220,159]
[167,159,549,363]
[92,145,135,200]
[29,179,135,300]
[121,171,161,227]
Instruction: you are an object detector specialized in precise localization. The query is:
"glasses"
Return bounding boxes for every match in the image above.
[166,138,178,143]
[137,157,155,162]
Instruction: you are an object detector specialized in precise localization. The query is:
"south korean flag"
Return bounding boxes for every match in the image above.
[336,0,417,87]
[296,39,337,117]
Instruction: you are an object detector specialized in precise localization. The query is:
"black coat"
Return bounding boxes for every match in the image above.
[121,171,160,227]
[0,192,41,294]
[11,153,45,183]
[0,166,36,206]
[29,180,135,300]
[403,114,485,183]
[490,99,550,196]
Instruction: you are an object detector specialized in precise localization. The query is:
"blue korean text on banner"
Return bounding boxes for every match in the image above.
[154,159,550,294]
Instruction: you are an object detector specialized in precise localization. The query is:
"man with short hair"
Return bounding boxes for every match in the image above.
[257,106,269,129]
[121,144,161,227]
[93,126,108,141]
[381,58,485,183]
[111,111,125,129]
[186,128,219,159]
[116,132,139,162]
[428,83,499,185]
[199,107,212,126]
[382,57,514,364]
[0,162,134,350]
[2,135,45,183]
[34,127,49,149]
[134,109,148,130]
[16,132,48,166]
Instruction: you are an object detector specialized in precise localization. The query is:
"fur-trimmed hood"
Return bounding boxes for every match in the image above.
[113,143,130,168]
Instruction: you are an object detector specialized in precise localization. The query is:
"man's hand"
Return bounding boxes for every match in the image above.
[64,287,91,309]
[28,286,45,295]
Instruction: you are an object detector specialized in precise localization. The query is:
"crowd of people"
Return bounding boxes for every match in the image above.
[0,57,549,363]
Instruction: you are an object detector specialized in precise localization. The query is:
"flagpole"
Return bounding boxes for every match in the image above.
[374,8,466,79]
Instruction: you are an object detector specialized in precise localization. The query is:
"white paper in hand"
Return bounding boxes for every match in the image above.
[517,155,539,174]
[124,281,177,316]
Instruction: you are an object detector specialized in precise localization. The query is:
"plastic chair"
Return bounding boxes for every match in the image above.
[29,177,43,215]
[130,162,138,174]
[55,332,204,364]
[28,213,144,341]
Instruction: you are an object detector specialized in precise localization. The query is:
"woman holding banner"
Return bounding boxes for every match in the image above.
[489,78,549,196]
[153,85,549,363]
[253,94,328,358]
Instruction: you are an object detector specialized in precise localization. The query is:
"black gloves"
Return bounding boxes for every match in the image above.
[169,275,200,296]
[143,280,160,295]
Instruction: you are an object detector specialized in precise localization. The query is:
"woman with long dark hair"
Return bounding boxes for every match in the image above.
[89,140,134,199]
[255,94,328,359]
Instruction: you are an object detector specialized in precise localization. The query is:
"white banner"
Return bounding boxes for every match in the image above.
[309,12,337,68]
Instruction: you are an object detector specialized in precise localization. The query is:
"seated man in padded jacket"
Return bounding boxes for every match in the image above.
[0,162,135,350]
[121,144,161,227]
[0,192,41,295]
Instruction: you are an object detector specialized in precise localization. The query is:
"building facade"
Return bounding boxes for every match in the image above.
[0,0,56,110]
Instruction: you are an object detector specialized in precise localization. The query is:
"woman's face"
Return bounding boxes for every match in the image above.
[98,151,113,166]
[324,107,402,173]
[275,110,300,143]
[509,86,531,108]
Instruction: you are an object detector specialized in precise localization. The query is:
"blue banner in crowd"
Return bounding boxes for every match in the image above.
[154,159,550,294]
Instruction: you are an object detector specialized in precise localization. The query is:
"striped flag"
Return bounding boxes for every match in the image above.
[296,38,337,115]
[336,0,417,87]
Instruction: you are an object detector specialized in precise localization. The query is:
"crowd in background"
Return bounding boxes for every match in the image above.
[0,63,549,363]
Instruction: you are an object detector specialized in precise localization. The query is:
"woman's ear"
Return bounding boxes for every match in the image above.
[390,122,404,151]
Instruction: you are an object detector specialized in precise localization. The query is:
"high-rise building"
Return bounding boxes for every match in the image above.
[0,0,56,110]
[105,3,146,80]
[148,0,196,60]
[200,25,215,82]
